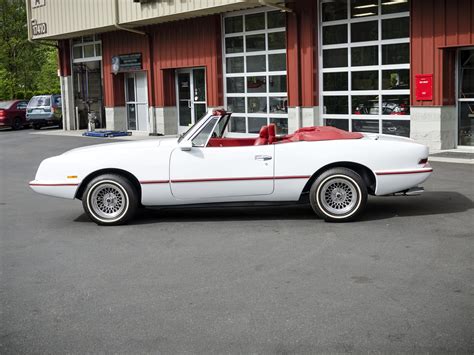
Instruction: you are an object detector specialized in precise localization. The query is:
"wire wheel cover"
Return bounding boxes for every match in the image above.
[320,177,358,216]
[90,183,127,220]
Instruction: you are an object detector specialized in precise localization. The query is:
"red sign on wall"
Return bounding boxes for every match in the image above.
[415,74,433,101]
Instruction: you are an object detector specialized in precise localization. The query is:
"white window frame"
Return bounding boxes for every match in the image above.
[72,35,102,63]
[319,0,410,135]
[222,7,288,135]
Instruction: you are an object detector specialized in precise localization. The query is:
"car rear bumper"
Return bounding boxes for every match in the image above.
[374,167,433,195]
[29,180,79,199]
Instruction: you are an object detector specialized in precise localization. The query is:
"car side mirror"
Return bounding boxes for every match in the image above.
[180,140,193,151]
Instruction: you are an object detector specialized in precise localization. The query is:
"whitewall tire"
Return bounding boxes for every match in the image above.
[82,174,138,226]
[310,168,367,222]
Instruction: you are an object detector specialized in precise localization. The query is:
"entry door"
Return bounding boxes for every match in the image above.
[458,48,474,146]
[176,68,207,134]
[125,72,148,131]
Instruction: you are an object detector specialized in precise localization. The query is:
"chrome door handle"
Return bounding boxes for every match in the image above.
[255,155,272,161]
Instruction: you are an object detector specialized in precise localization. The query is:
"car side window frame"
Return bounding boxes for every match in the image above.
[16,102,27,110]
[190,116,220,148]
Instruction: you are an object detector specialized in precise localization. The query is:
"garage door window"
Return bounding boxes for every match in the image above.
[223,9,288,135]
[321,0,410,137]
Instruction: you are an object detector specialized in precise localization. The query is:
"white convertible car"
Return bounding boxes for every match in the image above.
[30,109,432,225]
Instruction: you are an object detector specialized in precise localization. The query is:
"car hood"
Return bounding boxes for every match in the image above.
[62,137,178,156]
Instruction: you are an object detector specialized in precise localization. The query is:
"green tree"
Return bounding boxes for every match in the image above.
[0,0,59,100]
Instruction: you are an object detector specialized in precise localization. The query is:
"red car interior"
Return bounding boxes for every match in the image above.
[254,126,269,145]
[206,124,362,148]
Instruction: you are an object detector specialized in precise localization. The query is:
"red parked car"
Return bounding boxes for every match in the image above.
[0,100,29,130]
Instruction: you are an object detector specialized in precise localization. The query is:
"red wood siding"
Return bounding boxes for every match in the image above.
[58,40,71,77]
[101,15,222,108]
[411,0,474,106]
[102,31,150,107]
[152,15,223,107]
[287,0,318,107]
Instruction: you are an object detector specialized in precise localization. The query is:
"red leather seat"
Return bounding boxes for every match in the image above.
[267,123,276,144]
[254,126,269,145]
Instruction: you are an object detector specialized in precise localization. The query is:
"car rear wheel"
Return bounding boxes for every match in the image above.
[82,174,138,226]
[310,168,367,222]
[12,117,22,130]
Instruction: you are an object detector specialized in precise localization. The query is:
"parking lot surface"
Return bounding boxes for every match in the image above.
[1,129,473,353]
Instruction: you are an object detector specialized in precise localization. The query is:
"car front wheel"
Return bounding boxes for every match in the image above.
[82,174,138,226]
[310,168,367,222]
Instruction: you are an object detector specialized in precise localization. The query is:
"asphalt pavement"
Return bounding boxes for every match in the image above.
[1,128,473,353]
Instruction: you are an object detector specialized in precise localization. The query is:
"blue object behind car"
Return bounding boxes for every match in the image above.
[27,95,62,130]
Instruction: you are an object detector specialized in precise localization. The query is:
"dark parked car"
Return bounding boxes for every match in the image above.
[27,95,62,130]
[0,100,29,130]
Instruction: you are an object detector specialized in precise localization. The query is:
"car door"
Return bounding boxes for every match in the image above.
[169,116,274,200]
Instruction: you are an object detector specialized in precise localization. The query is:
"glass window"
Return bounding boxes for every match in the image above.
[192,117,218,147]
[459,49,474,98]
[247,55,266,72]
[382,69,410,90]
[321,1,410,136]
[322,1,347,22]
[226,77,245,93]
[245,13,265,31]
[382,120,410,137]
[351,21,378,42]
[269,53,286,71]
[382,95,410,115]
[351,0,378,18]
[382,0,409,14]
[270,117,288,134]
[73,46,82,59]
[382,17,409,40]
[246,34,266,52]
[226,57,244,73]
[324,96,349,114]
[267,11,285,28]
[323,24,348,45]
[225,16,243,34]
[458,102,474,145]
[268,32,286,50]
[95,44,101,56]
[351,46,378,66]
[325,119,349,131]
[352,71,379,90]
[247,76,266,93]
[229,116,246,132]
[269,75,287,92]
[248,117,268,133]
[83,44,95,58]
[323,48,348,68]
[248,97,267,113]
[352,119,379,133]
[352,96,380,115]
[227,97,245,113]
[225,37,243,54]
[323,72,348,91]
[269,97,288,113]
[382,43,409,64]
[224,10,288,135]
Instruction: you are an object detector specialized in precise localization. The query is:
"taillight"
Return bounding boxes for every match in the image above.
[0,110,5,118]
[419,158,428,164]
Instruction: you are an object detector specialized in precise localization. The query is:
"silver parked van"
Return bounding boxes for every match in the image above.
[27,95,62,130]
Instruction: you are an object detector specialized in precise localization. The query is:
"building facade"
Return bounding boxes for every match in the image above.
[27,0,474,149]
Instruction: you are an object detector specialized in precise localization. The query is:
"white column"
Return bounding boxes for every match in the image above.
[60,76,75,130]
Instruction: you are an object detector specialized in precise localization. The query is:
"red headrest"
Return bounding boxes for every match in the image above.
[259,125,269,138]
[268,123,276,137]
